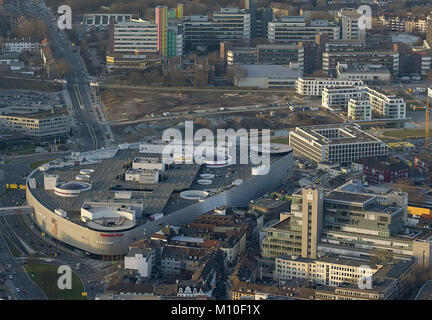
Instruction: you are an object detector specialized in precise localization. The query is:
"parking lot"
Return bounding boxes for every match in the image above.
[0,89,66,113]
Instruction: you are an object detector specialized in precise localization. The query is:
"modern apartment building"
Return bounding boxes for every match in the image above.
[296,77,363,96]
[379,13,427,33]
[323,49,400,77]
[262,182,432,268]
[322,86,365,110]
[348,97,372,120]
[288,124,388,163]
[268,16,340,44]
[365,87,406,119]
[110,18,158,53]
[0,110,70,140]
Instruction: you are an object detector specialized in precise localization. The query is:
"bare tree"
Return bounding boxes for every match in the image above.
[52,58,72,78]
[25,254,39,274]
[194,69,208,88]
[226,65,247,86]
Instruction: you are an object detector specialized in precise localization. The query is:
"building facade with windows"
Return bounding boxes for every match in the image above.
[268,16,340,43]
[365,87,406,119]
[288,124,388,164]
[262,183,432,269]
[296,78,363,96]
[322,86,365,111]
[348,97,372,120]
[110,18,158,53]
[274,254,378,287]
[0,111,70,139]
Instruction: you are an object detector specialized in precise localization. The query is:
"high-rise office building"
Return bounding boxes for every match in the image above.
[339,9,366,42]
[245,0,257,38]
[110,18,158,53]
[183,8,251,51]
[262,182,432,268]
[156,5,184,58]
[213,8,251,45]
[155,6,168,56]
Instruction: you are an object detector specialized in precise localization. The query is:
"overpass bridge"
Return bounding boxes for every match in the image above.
[0,206,34,216]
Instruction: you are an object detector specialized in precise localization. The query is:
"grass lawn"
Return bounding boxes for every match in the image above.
[4,238,23,257]
[6,143,36,156]
[24,264,86,300]
[382,129,432,139]
[271,137,289,145]
[0,77,60,92]
[30,159,54,170]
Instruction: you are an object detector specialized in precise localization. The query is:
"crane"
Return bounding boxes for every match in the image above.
[426,93,430,151]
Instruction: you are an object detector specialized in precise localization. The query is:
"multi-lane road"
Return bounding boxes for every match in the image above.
[20,0,112,152]
[0,0,116,299]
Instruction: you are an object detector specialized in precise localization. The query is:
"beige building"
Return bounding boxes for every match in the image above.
[0,110,70,139]
[274,254,379,286]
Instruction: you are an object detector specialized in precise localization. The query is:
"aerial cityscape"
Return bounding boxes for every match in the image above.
[1,0,432,306]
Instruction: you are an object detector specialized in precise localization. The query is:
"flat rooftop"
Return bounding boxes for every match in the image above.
[326,191,376,205]
[291,124,383,146]
[29,146,284,229]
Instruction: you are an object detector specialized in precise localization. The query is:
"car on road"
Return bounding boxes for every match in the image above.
[8,275,13,279]
[16,288,20,293]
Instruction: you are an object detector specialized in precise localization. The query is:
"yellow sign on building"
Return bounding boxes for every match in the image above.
[408,206,431,216]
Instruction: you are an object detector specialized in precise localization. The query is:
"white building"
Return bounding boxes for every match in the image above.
[124,248,154,278]
[296,77,363,96]
[365,87,406,119]
[83,13,133,29]
[274,254,378,287]
[322,86,365,111]
[132,157,165,171]
[289,124,388,163]
[348,98,372,120]
[2,39,40,53]
[112,18,158,53]
[125,168,159,184]
[80,202,136,222]
[268,16,340,43]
